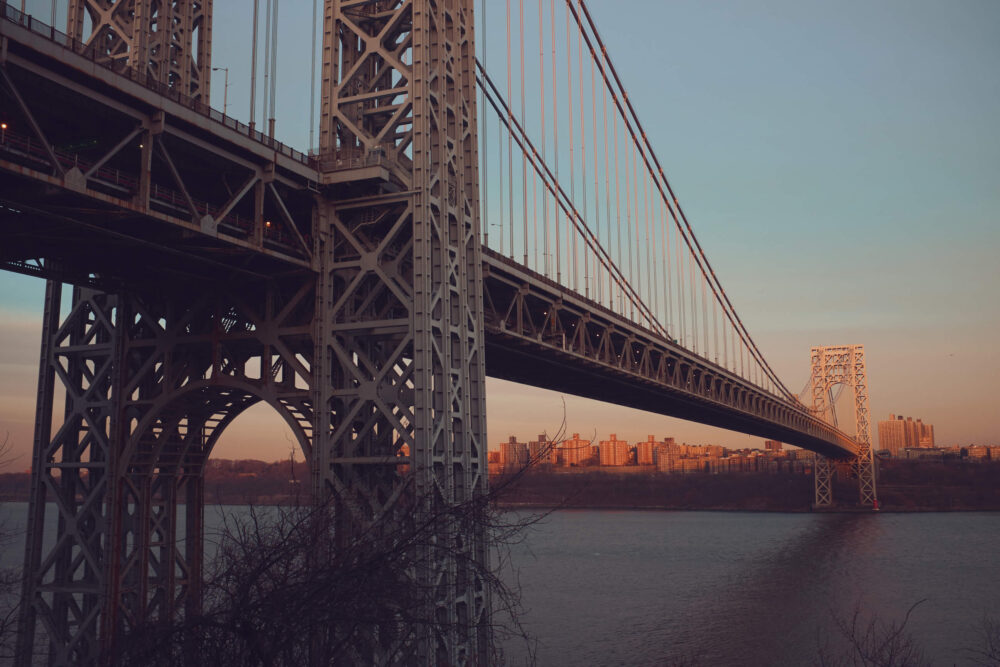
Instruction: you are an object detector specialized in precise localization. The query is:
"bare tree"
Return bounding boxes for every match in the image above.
[966,615,1000,667]
[815,599,930,667]
[113,419,568,666]
[0,433,20,663]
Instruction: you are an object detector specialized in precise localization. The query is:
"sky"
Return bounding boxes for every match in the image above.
[1,0,998,466]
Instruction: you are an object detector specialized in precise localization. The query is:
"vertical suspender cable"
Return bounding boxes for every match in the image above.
[309,0,317,152]
[506,0,514,259]
[578,21,588,298]
[498,102,504,255]
[250,0,259,129]
[645,172,654,329]
[624,140,634,316]
[519,0,528,267]
[532,153,538,270]
[481,0,489,249]
[565,9,576,292]
[590,55,601,305]
[702,274,709,359]
[661,195,670,336]
[262,0,271,132]
[678,225,685,348]
[713,296,719,363]
[538,0,548,276]
[690,247,697,354]
[633,145,643,326]
[623,121,632,319]
[480,0,486,247]
[551,0,560,283]
[633,144,642,322]
[602,68,612,310]
[270,0,279,136]
[613,113,622,315]
[528,5,537,271]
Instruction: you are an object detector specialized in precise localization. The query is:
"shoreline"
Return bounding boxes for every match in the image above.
[496,502,1000,514]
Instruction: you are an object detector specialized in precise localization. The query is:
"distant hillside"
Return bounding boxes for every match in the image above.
[3,458,999,511]
[0,458,311,505]
[491,459,1000,512]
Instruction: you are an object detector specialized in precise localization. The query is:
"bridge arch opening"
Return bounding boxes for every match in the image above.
[108,380,313,633]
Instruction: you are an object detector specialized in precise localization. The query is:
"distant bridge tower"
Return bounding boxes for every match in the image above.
[67,0,213,101]
[809,344,877,507]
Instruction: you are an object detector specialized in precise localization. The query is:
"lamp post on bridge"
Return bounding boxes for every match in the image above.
[212,66,229,116]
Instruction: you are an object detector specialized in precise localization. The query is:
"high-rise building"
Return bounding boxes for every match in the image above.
[528,433,557,464]
[499,435,529,470]
[877,414,935,456]
[636,435,657,466]
[599,433,631,466]
[919,423,935,448]
[878,416,906,456]
[558,433,593,466]
[764,440,783,452]
[653,438,678,470]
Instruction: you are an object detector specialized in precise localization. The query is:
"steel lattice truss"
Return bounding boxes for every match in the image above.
[67,0,212,101]
[18,280,315,663]
[809,344,877,507]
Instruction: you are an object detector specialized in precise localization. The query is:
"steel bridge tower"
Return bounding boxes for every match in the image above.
[810,344,877,508]
[316,0,489,662]
[15,0,488,664]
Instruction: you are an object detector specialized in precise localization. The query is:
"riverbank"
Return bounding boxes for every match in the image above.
[491,459,1000,512]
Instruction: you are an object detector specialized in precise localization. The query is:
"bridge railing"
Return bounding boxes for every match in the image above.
[1,2,310,166]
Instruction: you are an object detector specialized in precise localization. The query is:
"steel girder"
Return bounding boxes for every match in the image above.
[809,345,877,508]
[67,0,213,102]
[317,0,488,663]
[16,280,315,666]
[481,249,860,459]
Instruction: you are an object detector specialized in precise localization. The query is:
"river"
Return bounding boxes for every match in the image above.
[498,510,1000,666]
[2,505,998,665]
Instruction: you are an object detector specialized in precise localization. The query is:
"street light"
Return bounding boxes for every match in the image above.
[212,67,229,116]
[1,122,7,144]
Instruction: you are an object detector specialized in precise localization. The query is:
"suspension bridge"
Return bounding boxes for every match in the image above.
[0,1,875,664]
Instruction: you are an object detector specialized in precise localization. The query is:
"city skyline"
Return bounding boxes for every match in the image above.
[1,0,998,465]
